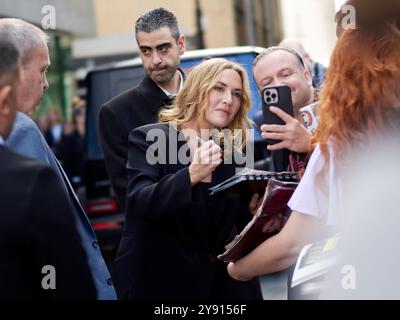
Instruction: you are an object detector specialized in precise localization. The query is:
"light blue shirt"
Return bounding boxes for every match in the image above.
[6,112,117,300]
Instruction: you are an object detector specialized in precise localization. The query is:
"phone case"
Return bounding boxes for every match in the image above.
[261,85,294,144]
[262,85,294,125]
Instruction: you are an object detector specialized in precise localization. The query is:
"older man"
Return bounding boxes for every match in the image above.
[279,39,326,89]
[0,35,96,299]
[0,18,117,300]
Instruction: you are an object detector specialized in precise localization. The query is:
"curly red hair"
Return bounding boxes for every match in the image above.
[315,22,400,165]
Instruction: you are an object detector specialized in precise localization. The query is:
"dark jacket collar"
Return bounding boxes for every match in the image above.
[139,68,186,114]
[139,75,167,115]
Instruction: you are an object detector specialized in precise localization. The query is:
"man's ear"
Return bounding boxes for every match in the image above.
[177,34,186,55]
[303,69,313,87]
[0,85,12,116]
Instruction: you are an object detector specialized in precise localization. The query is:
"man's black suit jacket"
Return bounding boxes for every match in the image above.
[0,145,96,299]
[99,75,173,211]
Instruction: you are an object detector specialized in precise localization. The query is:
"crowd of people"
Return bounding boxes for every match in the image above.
[32,98,86,190]
[0,0,399,300]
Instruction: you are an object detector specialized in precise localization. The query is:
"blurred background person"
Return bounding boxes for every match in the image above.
[44,105,64,152]
[56,97,86,191]
[350,0,400,29]
[34,113,49,135]
[320,134,400,299]
[227,13,400,299]
[279,39,326,90]
[320,0,400,300]
[72,95,86,137]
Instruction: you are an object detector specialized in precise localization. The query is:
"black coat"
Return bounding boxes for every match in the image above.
[99,75,174,211]
[0,145,96,299]
[112,123,262,300]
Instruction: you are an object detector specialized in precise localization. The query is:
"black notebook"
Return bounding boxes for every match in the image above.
[217,178,298,263]
[209,167,297,198]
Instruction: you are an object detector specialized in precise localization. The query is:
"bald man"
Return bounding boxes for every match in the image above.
[279,39,326,89]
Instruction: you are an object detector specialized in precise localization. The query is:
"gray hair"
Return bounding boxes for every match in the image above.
[253,46,305,70]
[0,18,48,65]
[135,8,180,42]
[0,34,20,85]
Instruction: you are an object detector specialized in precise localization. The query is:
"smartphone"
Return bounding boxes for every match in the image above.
[261,85,294,144]
[262,85,294,125]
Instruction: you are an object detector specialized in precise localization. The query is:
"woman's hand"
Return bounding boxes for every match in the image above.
[249,193,263,215]
[189,140,222,186]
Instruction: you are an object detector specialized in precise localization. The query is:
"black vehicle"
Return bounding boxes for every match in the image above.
[84,46,266,260]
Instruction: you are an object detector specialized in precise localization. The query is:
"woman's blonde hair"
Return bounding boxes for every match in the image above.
[158,58,252,148]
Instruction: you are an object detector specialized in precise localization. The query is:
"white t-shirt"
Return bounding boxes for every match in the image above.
[288,143,344,227]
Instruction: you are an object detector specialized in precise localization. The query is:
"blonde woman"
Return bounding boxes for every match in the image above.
[112,58,262,300]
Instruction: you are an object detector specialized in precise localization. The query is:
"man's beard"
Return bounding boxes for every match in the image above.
[147,65,177,84]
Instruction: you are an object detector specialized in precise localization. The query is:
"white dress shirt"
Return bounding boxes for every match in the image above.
[157,70,184,99]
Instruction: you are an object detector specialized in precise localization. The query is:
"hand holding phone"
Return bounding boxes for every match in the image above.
[262,85,294,126]
[261,85,294,144]
[261,86,312,153]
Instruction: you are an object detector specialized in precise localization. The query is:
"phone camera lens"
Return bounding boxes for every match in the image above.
[271,93,277,99]
[265,91,271,96]
[266,97,271,103]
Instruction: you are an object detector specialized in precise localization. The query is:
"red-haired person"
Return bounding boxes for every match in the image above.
[227,18,400,285]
